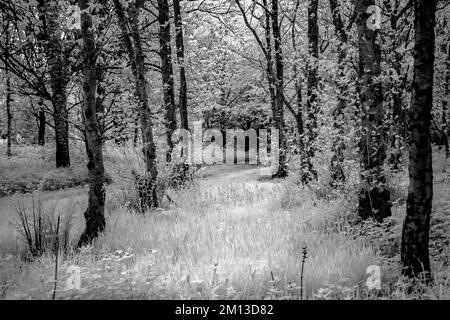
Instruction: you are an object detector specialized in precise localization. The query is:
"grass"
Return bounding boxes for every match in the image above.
[0,144,449,299]
[0,143,90,197]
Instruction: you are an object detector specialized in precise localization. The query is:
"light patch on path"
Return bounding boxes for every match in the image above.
[194,164,262,185]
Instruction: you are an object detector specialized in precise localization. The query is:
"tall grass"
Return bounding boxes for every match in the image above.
[1,172,384,299]
[1,144,449,299]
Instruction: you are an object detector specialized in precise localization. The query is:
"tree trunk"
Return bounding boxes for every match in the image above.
[355,0,391,221]
[271,0,288,178]
[158,0,177,163]
[288,0,305,166]
[302,0,319,184]
[263,0,277,118]
[173,0,188,131]
[172,0,190,183]
[38,101,46,146]
[401,0,436,282]
[113,0,159,208]
[77,0,106,247]
[3,20,12,157]
[6,75,12,157]
[385,0,405,170]
[52,89,70,167]
[444,17,450,159]
[329,0,347,187]
[38,0,70,168]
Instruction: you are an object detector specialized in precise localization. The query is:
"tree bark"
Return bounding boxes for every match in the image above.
[262,0,276,115]
[37,100,46,146]
[271,0,288,178]
[3,19,12,157]
[444,17,450,159]
[355,0,391,221]
[158,0,177,163]
[37,0,70,168]
[302,0,319,184]
[77,0,106,247]
[173,0,188,131]
[400,0,436,282]
[6,74,12,157]
[52,85,70,167]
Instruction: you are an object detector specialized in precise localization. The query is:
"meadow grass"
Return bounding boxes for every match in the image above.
[0,167,382,299]
[0,144,449,299]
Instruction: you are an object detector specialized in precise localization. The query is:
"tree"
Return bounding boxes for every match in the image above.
[37,0,71,167]
[401,0,437,282]
[444,16,450,159]
[234,0,288,178]
[158,0,177,162]
[270,0,288,178]
[36,99,46,146]
[77,0,107,246]
[173,0,188,131]
[284,0,304,159]
[302,0,319,184]
[2,17,12,157]
[328,0,348,187]
[0,0,75,167]
[113,0,159,209]
[382,0,413,169]
[355,0,392,221]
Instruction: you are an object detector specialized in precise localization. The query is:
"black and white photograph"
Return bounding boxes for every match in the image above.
[0,0,449,307]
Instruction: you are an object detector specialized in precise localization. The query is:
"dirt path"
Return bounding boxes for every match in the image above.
[194,164,262,184]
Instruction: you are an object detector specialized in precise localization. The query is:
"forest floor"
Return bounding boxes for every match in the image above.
[1,144,450,299]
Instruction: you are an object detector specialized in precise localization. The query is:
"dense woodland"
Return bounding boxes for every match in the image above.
[0,0,450,299]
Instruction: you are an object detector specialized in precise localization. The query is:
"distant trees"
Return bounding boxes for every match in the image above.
[0,0,76,167]
[234,0,288,178]
[401,0,437,281]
